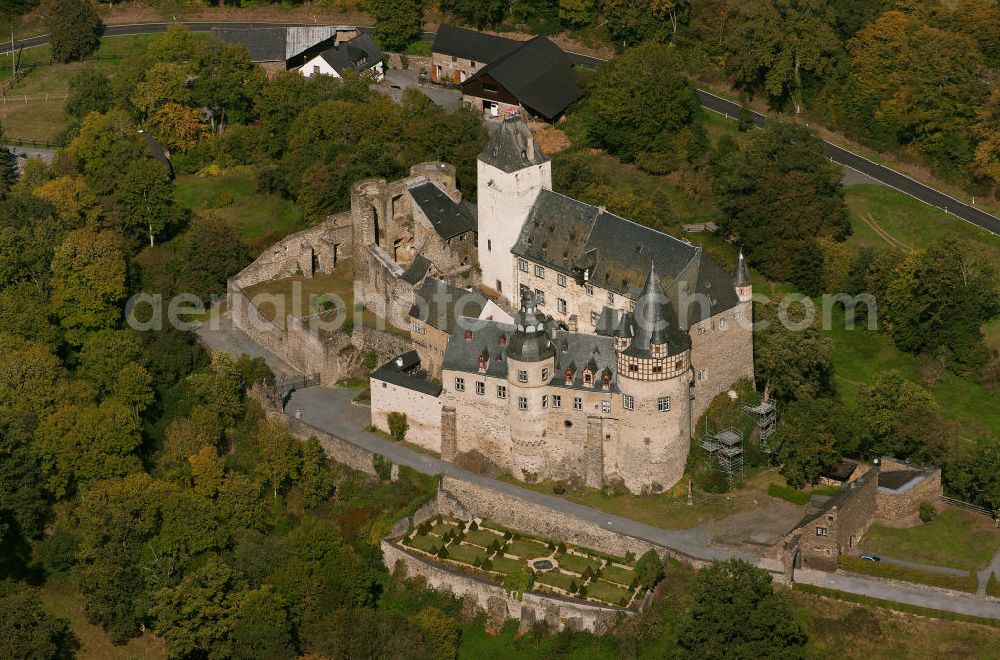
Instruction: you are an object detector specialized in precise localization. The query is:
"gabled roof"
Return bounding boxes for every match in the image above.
[400,254,432,285]
[442,317,514,379]
[463,36,583,119]
[553,331,617,391]
[408,277,487,335]
[431,24,520,63]
[315,34,383,76]
[408,181,476,239]
[212,26,287,62]
[511,189,741,326]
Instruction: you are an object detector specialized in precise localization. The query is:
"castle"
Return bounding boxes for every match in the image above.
[229,115,754,494]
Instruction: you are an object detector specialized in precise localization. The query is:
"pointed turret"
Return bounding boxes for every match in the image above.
[734,250,752,303]
[507,289,556,362]
[478,115,549,174]
[625,262,690,358]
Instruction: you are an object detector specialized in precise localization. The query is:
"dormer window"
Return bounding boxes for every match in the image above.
[583,371,593,387]
[565,369,574,385]
[601,372,611,390]
[465,330,473,341]
[498,335,507,346]
[478,355,487,372]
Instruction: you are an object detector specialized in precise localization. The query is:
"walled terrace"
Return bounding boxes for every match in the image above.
[395,514,645,610]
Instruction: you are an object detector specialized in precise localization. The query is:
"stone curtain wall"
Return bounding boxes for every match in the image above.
[369,377,444,452]
[687,300,755,425]
[232,215,350,289]
[876,470,943,528]
[228,281,288,358]
[438,476,660,559]
[267,408,379,478]
[381,541,622,634]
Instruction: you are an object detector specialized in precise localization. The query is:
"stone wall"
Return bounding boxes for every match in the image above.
[369,376,443,452]
[687,300,755,424]
[438,476,661,559]
[233,214,351,289]
[386,53,432,72]
[266,408,379,478]
[796,469,878,572]
[876,469,943,528]
[228,282,288,358]
[382,541,622,634]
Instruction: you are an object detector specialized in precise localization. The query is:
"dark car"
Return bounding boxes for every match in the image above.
[859,553,881,562]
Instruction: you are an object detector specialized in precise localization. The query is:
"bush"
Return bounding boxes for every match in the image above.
[635,550,664,589]
[387,412,408,442]
[363,351,379,370]
[988,572,1000,598]
[469,520,478,531]
[919,501,937,524]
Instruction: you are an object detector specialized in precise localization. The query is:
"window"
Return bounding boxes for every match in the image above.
[697,369,707,381]
[542,368,549,381]
[476,381,485,395]
[734,311,741,321]
[585,284,594,296]
[552,395,561,408]
[535,289,545,304]
[816,527,828,537]
[573,397,583,411]
[719,318,727,329]
[487,239,492,252]
[601,400,611,413]
[517,370,528,383]
[657,396,671,412]
[557,298,567,314]
[698,326,706,335]
[382,382,386,388]
[455,377,465,392]
[583,371,593,387]
[652,365,662,374]
[497,385,507,399]
[608,292,615,305]
[542,395,548,409]
[623,395,634,411]
[470,59,476,66]
[518,396,528,411]
[412,321,422,333]
[591,312,600,326]
[451,55,457,62]
[518,259,529,272]
[534,264,545,278]
[557,274,567,287]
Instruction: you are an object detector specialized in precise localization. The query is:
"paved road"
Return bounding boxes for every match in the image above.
[9,20,999,236]
[796,568,1000,619]
[977,547,1000,596]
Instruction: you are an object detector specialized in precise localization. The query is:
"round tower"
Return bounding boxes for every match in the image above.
[613,264,692,494]
[505,289,555,481]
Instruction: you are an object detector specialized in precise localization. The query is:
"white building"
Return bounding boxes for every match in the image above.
[300,33,385,82]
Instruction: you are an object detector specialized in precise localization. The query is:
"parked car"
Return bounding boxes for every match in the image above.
[417,68,429,84]
[859,553,881,562]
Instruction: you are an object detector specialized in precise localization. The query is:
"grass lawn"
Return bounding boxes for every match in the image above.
[407,533,441,554]
[506,539,551,560]
[174,172,306,247]
[429,521,461,538]
[464,528,502,548]
[601,564,636,586]
[792,585,1000,657]
[490,555,525,575]
[586,579,632,606]
[555,552,601,575]
[858,507,1000,571]
[499,469,781,531]
[838,555,979,593]
[40,574,167,659]
[447,542,487,566]
[534,570,579,592]
[243,272,350,330]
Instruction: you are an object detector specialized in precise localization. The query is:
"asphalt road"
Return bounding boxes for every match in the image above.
[6,20,999,236]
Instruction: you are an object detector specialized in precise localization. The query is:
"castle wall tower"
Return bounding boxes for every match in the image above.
[505,290,556,481]
[477,117,551,303]
[611,264,693,493]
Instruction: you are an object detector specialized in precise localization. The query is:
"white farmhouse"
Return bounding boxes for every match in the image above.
[300,33,385,82]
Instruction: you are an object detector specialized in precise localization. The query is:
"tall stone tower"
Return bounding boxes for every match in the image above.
[477,116,551,303]
[505,289,555,481]
[612,264,693,493]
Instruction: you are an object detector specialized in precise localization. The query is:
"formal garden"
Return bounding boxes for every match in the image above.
[397,515,661,609]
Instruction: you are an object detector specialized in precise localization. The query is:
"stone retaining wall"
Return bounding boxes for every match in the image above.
[382,541,622,634]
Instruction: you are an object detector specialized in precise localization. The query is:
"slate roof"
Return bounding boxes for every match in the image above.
[442,317,514,379]
[624,263,691,357]
[793,468,878,532]
[371,350,442,397]
[399,254,432,285]
[212,27,287,62]
[512,190,741,326]
[139,131,173,176]
[315,34,383,76]
[821,459,860,483]
[463,36,583,120]
[552,331,618,391]
[408,277,487,335]
[878,470,929,492]
[479,116,549,173]
[432,24,520,63]
[408,181,476,239]
[508,289,555,362]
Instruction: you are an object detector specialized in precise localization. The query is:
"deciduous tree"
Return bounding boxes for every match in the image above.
[49,228,126,346]
[43,0,101,63]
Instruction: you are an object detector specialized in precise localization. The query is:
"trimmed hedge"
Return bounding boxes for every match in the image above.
[838,555,979,593]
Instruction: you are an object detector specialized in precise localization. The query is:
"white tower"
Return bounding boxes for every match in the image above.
[476,116,551,303]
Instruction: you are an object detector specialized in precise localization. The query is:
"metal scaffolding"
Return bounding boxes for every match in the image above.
[700,428,744,485]
[742,399,777,453]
